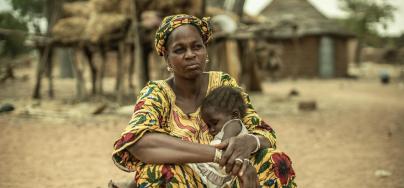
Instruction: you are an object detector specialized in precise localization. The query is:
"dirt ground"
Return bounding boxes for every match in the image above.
[0,64,403,188]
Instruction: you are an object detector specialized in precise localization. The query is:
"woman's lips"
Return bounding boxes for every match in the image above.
[185,64,200,70]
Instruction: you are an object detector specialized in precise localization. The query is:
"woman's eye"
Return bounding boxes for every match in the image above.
[174,48,185,54]
[193,44,203,50]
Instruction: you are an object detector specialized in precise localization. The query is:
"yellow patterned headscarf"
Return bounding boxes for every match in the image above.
[154,14,212,56]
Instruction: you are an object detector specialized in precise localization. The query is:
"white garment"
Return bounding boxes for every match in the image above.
[189,119,249,188]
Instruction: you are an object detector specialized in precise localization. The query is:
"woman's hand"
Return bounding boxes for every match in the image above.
[238,161,259,188]
[215,134,257,175]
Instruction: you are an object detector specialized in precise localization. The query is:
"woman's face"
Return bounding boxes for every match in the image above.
[165,25,207,79]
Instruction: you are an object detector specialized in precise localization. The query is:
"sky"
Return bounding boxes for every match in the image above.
[245,0,404,36]
[0,0,403,36]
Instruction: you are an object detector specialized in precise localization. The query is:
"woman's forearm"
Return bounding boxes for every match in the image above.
[129,133,216,164]
[258,135,271,149]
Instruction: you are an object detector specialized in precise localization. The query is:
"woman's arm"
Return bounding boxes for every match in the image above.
[129,133,216,164]
[221,120,271,151]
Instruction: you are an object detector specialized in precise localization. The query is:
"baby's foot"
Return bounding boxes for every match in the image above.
[108,180,136,188]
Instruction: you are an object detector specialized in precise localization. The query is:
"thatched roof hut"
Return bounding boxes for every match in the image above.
[62,1,92,18]
[137,0,203,16]
[91,0,132,15]
[259,0,355,78]
[260,0,351,38]
[51,17,88,45]
[52,0,132,45]
[84,13,130,43]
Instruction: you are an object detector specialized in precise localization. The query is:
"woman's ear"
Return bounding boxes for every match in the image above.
[164,53,168,61]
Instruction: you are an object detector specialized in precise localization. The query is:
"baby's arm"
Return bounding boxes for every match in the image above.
[221,120,242,141]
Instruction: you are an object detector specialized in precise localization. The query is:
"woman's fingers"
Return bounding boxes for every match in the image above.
[219,138,235,167]
[213,139,229,149]
[231,158,243,176]
[238,164,259,188]
[238,159,249,177]
[225,156,236,174]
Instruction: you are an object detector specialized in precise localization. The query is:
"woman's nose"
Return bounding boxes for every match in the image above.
[184,48,196,59]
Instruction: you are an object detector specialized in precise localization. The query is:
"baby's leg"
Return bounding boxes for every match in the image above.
[108,179,136,188]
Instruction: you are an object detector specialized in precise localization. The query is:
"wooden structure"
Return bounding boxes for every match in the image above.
[32,0,205,103]
[33,0,132,102]
[260,0,355,78]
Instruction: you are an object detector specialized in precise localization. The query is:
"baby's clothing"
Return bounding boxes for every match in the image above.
[190,119,249,188]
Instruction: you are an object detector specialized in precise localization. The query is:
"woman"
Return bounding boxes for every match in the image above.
[112,14,296,188]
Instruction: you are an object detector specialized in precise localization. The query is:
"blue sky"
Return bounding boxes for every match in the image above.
[1,0,403,36]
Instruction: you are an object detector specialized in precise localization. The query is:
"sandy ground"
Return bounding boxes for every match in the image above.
[0,64,404,188]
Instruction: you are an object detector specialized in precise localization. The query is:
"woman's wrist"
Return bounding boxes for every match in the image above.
[241,134,259,154]
[247,134,261,153]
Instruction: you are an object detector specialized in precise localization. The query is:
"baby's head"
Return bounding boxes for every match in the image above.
[201,86,246,135]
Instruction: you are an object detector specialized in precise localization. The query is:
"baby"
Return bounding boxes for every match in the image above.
[192,86,249,188]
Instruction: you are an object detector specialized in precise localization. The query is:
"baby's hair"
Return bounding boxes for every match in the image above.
[201,86,246,118]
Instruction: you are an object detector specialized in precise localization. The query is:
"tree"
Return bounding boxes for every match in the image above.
[0,12,28,58]
[339,0,396,64]
[8,0,65,34]
[8,0,45,33]
[8,0,74,78]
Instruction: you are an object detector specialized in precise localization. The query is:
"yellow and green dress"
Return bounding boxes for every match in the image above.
[112,71,296,188]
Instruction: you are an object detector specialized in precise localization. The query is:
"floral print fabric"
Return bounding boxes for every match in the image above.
[112,71,296,187]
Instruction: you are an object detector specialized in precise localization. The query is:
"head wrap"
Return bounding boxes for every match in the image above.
[154,14,212,56]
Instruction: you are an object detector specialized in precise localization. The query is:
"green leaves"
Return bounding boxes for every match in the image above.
[254,149,266,164]
[0,12,28,57]
[258,161,270,174]
[8,0,44,19]
[251,116,259,125]
[339,0,396,35]
[146,166,158,183]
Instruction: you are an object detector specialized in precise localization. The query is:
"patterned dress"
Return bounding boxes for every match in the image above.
[112,71,296,188]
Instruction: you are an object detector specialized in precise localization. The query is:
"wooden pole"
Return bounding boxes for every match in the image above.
[128,44,135,90]
[46,47,54,98]
[116,42,125,104]
[33,44,50,99]
[72,46,86,100]
[131,0,147,94]
[97,44,107,94]
[84,46,97,95]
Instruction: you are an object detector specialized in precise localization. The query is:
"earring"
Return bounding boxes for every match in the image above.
[205,59,209,64]
[167,66,173,72]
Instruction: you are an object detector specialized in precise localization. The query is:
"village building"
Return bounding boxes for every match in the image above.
[259,0,355,78]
